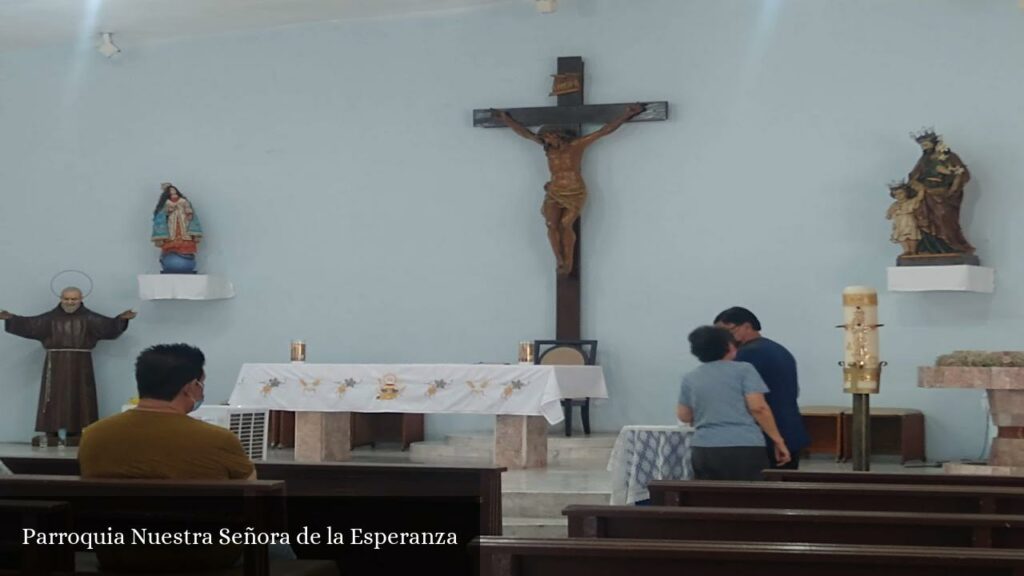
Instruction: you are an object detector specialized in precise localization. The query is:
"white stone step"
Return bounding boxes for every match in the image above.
[547,445,612,463]
[408,441,491,463]
[502,517,568,538]
[445,433,616,449]
[410,434,615,465]
[502,489,610,518]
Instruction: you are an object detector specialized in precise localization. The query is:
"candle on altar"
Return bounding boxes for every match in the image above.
[842,286,880,393]
[518,341,535,364]
[290,340,306,363]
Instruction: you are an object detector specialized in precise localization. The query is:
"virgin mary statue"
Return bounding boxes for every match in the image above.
[151,182,203,273]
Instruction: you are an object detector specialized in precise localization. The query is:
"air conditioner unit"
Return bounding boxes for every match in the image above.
[190,405,269,461]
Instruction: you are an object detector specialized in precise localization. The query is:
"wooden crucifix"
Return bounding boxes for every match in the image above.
[474,56,668,340]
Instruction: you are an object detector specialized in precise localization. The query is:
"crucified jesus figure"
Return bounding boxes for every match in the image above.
[494,103,645,275]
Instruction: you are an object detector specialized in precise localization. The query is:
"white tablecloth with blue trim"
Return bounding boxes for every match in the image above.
[608,425,694,504]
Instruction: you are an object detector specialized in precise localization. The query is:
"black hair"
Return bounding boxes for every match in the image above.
[153,185,189,215]
[538,126,574,151]
[713,307,762,331]
[135,343,205,401]
[688,326,734,363]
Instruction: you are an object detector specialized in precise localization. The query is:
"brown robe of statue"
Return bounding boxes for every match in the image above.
[5,306,130,434]
[908,148,974,254]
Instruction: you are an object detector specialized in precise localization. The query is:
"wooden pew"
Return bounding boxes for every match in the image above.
[763,468,1024,488]
[256,461,503,536]
[0,475,290,576]
[0,457,505,536]
[648,480,1024,514]
[563,504,1024,548]
[250,461,499,575]
[0,500,73,575]
[0,457,77,476]
[474,537,1024,576]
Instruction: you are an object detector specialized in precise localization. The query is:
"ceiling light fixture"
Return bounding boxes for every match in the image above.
[97,32,120,58]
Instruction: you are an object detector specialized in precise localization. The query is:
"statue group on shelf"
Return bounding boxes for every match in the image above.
[886,129,974,261]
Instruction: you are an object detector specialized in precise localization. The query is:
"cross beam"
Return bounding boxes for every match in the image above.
[473,102,669,128]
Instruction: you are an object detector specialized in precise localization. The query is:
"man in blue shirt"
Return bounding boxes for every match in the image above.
[678,326,790,480]
[714,307,810,469]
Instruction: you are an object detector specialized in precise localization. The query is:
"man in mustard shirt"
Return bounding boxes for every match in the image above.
[78,344,255,572]
[79,343,254,479]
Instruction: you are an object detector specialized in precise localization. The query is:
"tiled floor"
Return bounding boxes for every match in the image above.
[799,457,947,474]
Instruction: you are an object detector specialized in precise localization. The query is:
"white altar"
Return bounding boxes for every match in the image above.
[230,363,607,468]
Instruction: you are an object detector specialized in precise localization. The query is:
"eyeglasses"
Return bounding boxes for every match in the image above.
[719,325,741,345]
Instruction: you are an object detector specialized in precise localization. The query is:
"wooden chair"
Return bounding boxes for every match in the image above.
[533,340,597,437]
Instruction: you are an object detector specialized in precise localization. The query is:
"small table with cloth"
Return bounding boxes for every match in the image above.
[608,424,694,505]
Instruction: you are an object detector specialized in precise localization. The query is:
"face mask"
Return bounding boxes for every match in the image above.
[187,379,205,412]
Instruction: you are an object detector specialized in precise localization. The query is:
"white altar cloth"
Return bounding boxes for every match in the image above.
[230,363,607,425]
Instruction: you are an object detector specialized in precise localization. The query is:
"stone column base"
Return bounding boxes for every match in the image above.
[494,415,547,469]
[295,412,351,462]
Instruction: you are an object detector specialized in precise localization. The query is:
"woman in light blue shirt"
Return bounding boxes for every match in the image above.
[677,326,790,480]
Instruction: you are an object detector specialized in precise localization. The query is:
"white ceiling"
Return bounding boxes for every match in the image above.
[0,0,522,53]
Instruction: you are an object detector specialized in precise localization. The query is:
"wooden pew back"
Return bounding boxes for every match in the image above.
[0,456,505,536]
[763,469,1024,487]
[256,461,503,535]
[0,475,287,576]
[0,500,73,575]
[648,480,1024,514]
[564,504,1024,548]
[475,537,1024,576]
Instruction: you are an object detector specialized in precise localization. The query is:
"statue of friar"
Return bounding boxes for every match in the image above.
[0,286,136,447]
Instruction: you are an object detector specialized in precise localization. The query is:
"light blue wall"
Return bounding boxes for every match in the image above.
[1,0,1022,460]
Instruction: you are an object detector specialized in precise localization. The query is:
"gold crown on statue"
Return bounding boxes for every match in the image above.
[888,179,910,198]
[910,127,940,143]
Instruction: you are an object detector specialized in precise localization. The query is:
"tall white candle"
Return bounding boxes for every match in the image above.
[842,286,880,393]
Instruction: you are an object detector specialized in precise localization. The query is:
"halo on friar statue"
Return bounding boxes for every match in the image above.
[50,269,94,298]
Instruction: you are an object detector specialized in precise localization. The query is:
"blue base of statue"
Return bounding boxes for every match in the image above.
[160,253,197,274]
